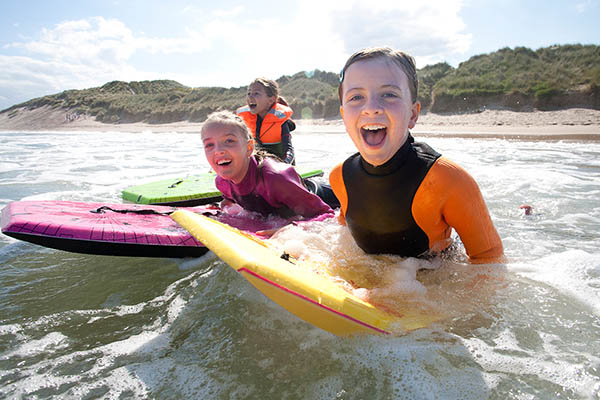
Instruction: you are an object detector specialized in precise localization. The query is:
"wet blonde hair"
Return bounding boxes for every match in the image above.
[202,111,278,161]
[338,46,418,104]
[201,110,251,141]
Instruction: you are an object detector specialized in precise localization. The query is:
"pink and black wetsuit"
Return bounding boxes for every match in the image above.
[216,156,334,220]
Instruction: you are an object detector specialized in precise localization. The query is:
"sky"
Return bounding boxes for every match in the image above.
[1,0,599,110]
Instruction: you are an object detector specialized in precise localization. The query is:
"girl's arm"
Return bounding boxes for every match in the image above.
[262,165,333,219]
[281,121,295,164]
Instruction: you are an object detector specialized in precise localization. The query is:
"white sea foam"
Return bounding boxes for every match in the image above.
[511,250,600,314]
[4,332,70,358]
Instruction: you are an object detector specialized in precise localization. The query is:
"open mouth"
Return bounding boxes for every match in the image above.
[216,158,232,166]
[360,124,387,147]
[248,102,257,110]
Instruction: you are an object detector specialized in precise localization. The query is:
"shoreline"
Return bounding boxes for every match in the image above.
[1,106,599,140]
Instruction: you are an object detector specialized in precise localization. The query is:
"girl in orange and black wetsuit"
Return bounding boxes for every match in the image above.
[332,46,504,264]
[236,78,296,164]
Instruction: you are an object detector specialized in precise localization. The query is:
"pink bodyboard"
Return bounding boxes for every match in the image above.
[1,201,281,258]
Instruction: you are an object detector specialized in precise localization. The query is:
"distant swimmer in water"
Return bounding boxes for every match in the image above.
[520,204,533,215]
[330,46,505,264]
[519,204,533,215]
[201,110,337,220]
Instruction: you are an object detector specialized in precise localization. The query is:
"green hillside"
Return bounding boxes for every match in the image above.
[2,44,598,124]
[431,44,600,112]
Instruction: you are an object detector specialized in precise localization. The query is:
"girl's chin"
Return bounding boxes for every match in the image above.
[216,166,246,182]
[361,149,394,166]
[362,141,385,151]
[215,166,233,177]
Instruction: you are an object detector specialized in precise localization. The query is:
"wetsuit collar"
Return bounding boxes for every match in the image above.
[360,133,415,176]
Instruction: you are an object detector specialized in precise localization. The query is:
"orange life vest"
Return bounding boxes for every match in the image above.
[236,103,293,144]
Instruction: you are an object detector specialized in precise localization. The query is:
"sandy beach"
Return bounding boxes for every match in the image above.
[1,106,599,140]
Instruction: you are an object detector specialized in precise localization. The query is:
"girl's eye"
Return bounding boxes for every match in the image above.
[204,143,214,149]
[383,92,399,98]
[348,94,363,102]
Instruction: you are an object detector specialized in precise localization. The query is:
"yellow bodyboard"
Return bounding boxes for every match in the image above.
[172,210,436,336]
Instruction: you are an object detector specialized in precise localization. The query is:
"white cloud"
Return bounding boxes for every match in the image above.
[0,16,215,109]
[325,0,471,67]
[576,0,594,13]
[212,5,246,18]
[8,17,210,63]
[0,53,141,103]
[194,0,472,83]
[183,0,471,86]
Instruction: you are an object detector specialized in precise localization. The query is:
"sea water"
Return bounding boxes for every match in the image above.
[0,128,599,399]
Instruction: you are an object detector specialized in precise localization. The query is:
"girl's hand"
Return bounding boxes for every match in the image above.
[255,227,282,237]
[220,199,235,208]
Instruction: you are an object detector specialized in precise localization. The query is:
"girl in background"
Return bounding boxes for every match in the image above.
[236,78,296,164]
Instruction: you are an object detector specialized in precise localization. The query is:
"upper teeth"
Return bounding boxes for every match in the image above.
[217,159,230,165]
[363,125,386,130]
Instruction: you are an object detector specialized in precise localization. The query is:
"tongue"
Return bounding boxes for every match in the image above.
[363,129,386,146]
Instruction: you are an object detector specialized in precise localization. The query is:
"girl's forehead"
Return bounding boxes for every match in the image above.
[202,123,245,138]
[343,58,409,87]
[248,83,267,93]
[348,57,405,76]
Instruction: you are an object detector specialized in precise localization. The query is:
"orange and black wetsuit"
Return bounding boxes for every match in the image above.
[329,135,504,264]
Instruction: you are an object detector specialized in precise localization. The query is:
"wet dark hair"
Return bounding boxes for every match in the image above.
[249,78,288,106]
[250,77,278,97]
[338,46,418,104]
[254,149,282,163]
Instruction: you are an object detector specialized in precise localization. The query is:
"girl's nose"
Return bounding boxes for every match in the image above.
[214,143,226,154]
[362,96,382,115]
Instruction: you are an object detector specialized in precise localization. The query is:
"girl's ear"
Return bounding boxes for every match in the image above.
[247,138,255,156]
[408,101,420,129]
[339,106,344,118]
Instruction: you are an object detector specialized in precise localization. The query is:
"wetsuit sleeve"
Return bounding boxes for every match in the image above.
[281,121,295,164]
[329,163,348,225]
[262,165,333,219]
[413,157,504,264]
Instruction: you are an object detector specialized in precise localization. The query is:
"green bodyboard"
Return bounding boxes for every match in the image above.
[122,168,324,206]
